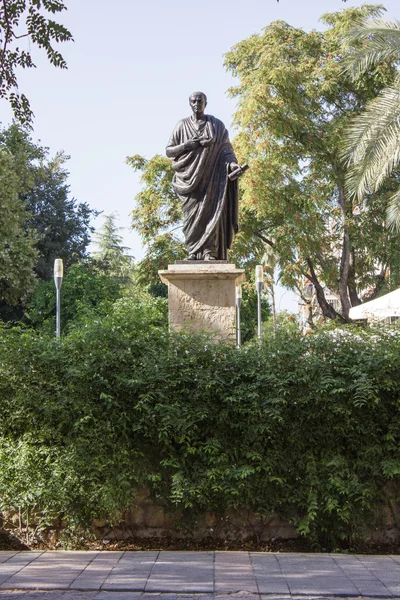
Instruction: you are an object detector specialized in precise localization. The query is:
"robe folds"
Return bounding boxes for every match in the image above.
[167,115,238,260]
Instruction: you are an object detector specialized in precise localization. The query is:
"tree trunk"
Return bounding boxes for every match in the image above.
[306,258,346,323]
[348,249,361,307]
[337,183,351,320]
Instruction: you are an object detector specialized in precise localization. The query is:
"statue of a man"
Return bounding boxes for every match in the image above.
[166,92,240,261]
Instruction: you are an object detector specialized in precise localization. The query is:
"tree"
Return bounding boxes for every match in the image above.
[0,149,37,307]
[0,0,73,124]
[1,123,96,282]
[25,153,96,280]
[223,5,400,322]
[342,17,400,229]
[92,214,134,280]
[0,123,97,322]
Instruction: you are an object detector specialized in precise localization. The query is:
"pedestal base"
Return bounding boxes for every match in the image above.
[159,263,246,341]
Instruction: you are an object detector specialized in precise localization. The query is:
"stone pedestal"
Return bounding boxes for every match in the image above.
[158,263,246,341]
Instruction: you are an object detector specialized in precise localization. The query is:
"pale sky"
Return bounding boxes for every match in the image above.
[0,0,398,312]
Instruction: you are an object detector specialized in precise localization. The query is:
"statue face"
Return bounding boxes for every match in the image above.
[190,94,207,115]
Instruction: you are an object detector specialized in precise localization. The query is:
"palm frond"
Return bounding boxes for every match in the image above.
[387,187,400,231]
[343,18,400,81]
[343,83,400,199]
[342,81,400,159]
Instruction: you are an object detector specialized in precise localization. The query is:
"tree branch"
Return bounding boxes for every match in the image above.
[348,248,361,307]
[0,0,12,87]
[255,231,275,248]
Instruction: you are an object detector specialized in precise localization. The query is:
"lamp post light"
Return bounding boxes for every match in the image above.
[236,285,242,348]
[54,258,64,338]
[255,265,264,344]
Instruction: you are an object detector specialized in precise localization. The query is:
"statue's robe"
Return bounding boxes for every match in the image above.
[167,115,238,260]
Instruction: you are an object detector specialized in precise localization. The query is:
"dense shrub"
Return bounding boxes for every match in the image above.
[0,303,400,548]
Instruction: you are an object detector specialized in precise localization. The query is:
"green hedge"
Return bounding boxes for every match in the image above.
[1,299,400,548]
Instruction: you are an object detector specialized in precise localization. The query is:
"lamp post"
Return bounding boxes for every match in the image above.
[236,285,242,348]
[54,258,64,338]
[255,265,264,344]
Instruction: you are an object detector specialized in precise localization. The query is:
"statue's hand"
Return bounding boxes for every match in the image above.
[184,137,201,151]
[199,136,213,147]
[230,162,240,172]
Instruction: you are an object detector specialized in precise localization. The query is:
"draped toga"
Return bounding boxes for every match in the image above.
[167,115,238,260]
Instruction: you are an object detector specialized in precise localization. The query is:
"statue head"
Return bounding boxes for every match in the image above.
[189,91,207,116]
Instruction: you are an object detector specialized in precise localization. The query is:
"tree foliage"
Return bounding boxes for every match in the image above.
[127,154,186,289]
[224,4,400,322]
[92,214,134,281]
[1,123,96,278]
[27,260,123,334]
[342,17,400,229]
[0,148,37,305]
[24,153,96,280]
[0,123,96,319]
[0,0,73,124]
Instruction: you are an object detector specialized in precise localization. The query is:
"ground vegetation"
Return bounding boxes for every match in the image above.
[0,302,399,550]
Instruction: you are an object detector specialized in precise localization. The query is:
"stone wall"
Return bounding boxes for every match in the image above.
[93,489,297,542]
[2,487,400,547]
[90,489,400,545]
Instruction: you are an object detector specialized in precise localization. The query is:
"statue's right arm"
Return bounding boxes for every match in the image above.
[166,123,201,158]
[166,139,201,158]
[166,142,188,159]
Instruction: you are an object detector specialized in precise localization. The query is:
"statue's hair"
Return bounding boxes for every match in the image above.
[189,91,207,103]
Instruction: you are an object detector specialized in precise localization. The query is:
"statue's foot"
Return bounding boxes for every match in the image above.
[185,254,197,261]
[203,252,216,261]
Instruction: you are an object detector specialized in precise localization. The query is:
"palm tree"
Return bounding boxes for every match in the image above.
[342,18,400,229]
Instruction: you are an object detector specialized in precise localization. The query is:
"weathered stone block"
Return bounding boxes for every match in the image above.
[159,263,245,342]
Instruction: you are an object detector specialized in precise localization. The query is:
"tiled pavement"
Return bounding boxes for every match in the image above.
[0,551,400,599]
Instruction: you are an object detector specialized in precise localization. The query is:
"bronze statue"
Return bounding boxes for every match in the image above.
[166,92,246,261]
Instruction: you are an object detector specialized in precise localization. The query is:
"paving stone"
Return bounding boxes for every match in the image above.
[70,580,105,591]
[0,555,19,565]
[214,595,258,600]
[215,551,257,595]
[95,594,142,600]
[1,581,72,590]
[3,553,43,566]
[253,580,290,595]
[387,584,400,594]
[101,582,147,592]
[24,593,96,600]
[146,582,213,594]
[2,549,400,597]
[354,584,393,597]
[260,596,291,600]
[146,553,213,594]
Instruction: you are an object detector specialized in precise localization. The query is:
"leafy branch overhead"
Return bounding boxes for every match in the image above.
[0,0,73,124]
